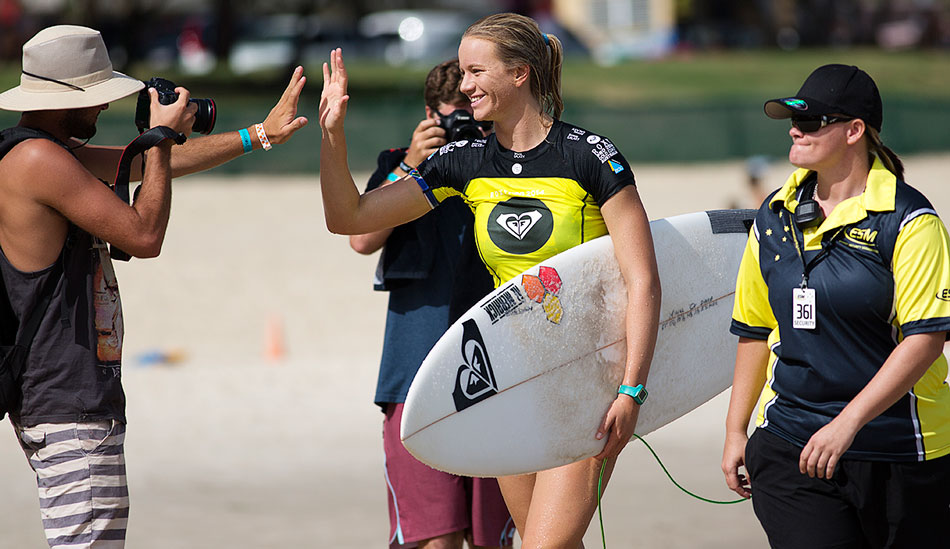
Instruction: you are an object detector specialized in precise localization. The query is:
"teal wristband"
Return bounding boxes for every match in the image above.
[618,384,648,405]
[386,172,399,182]
[238,128,253,153]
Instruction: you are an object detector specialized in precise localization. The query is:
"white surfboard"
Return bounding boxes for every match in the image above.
[401,209,756,477]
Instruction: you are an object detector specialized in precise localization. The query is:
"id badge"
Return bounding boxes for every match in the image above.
[792,288,817,330]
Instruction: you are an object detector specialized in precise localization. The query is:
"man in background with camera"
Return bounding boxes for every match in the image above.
[349,59,512,549]
[0,25,306,548]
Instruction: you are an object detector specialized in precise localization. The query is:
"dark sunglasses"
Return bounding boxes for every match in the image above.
[790,115,853,133]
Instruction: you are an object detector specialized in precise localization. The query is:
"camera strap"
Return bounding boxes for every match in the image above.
[110,126,186,261]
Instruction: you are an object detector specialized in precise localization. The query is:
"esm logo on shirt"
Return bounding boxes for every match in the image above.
[488,197,554,255]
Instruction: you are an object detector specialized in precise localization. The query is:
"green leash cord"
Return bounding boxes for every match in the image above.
[596,433,746,547]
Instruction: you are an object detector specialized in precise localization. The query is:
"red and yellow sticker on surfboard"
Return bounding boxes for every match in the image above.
[402,210,756,477]
[522,265,563,324]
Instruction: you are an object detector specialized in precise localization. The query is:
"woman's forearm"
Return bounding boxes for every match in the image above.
[725,337,770,435]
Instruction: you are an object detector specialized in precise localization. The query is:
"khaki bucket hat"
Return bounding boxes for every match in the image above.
[0,25,144,112]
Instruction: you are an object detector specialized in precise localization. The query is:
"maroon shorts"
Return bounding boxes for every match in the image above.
[383,403,515,547]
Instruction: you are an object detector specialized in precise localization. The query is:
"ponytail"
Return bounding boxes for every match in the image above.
[866,127,904,180]
[541,33,564,119]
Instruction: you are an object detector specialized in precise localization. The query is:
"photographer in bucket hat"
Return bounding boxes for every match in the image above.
[0,25,307,548]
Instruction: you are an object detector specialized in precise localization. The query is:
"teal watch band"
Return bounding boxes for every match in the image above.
[618,384,648,405]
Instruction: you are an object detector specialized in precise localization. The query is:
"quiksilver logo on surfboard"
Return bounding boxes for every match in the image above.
[453,319,499,412]
[481,283,527,324]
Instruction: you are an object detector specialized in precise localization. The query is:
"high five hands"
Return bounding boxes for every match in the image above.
[262,65,309,144]
[320,48,350,137]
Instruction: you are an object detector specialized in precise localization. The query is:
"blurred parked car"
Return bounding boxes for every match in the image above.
[229,13,361,75]
[358,9,480,66]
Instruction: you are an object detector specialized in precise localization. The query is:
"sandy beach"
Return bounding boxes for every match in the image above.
[2,154,950,548]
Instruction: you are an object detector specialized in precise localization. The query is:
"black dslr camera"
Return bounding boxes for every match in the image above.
[439,109,491,142]
[134,77,217,135]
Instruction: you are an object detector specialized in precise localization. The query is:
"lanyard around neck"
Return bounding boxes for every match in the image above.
[784,209,845,289]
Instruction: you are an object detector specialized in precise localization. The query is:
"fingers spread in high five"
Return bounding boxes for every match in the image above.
[320,48,350,133]
[262,65,308,145]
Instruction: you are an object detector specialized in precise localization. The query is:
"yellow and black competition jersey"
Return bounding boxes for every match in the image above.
[412,120,634,287]
[731,157,950,462]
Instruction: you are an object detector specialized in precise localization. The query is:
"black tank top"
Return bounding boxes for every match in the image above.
[0,130,126,425]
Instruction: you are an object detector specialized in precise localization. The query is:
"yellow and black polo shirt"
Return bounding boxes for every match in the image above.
[731,157,950,462]
[413,120,634,287]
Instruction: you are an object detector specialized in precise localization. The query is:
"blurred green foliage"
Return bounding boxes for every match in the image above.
[2,49,949,173]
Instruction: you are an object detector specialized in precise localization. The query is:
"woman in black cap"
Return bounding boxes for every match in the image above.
[722,64,950,548]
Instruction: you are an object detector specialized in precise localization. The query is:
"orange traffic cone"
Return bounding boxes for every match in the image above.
[265,314,285,363]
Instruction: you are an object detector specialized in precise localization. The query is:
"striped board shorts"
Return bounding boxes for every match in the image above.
[15,421,129,548]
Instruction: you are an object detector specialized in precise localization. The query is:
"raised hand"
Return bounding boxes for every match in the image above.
[319,48,350,136]
[262,66,308,145]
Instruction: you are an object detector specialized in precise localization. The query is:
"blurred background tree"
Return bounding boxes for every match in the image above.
[1,0,948,172]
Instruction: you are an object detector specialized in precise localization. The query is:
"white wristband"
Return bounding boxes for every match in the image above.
[254,123,272,151]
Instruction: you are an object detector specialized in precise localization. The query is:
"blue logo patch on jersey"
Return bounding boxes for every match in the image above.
[608,159,624,174]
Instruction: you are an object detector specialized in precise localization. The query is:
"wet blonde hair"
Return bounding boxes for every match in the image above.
[463,13,564,119]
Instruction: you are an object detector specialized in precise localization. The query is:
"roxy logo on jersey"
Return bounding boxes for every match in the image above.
[453,319,498,411]
[488,197,554,255]
[497,210,542,240]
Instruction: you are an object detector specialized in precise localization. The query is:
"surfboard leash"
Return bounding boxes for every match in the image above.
[595,434,746,548]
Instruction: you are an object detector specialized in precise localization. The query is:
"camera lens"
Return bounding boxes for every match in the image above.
[191,98,216,135]
[441,109,484,143]
[448,124,483,142]
[134,77,217,135]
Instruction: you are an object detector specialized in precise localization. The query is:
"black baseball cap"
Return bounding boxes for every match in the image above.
[764,64,883,132]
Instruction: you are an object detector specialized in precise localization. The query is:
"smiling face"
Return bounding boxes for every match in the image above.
[458,36,524,124]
